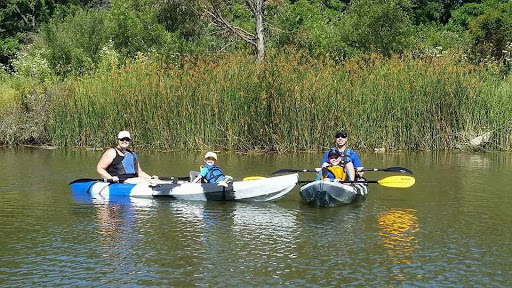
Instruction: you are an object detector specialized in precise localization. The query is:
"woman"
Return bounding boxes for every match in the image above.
[96,130,154,183]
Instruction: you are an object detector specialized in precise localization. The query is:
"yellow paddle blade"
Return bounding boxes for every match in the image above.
[242,176,266,181]
[377,175,416,188]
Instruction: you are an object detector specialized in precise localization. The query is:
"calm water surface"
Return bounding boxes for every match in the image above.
[0,148,511,287]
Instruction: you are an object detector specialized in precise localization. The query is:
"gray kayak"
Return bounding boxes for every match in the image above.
[299,180,368,207]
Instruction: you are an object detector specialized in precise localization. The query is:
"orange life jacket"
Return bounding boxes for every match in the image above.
[321,165,347,181]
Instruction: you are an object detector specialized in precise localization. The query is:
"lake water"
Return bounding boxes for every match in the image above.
[0,147,510,287]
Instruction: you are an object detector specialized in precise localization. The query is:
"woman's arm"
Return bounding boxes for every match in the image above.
[137,164,152,179]
[96,148,116,179]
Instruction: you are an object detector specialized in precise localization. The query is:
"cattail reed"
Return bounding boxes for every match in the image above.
[28,52,512,151]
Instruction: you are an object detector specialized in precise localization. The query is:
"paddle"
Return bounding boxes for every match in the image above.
[69,176,190,185]
[271,166,413,175]
[298,175,416,188]
[158,176,190,181]
[242,176,266,181]
[69,178,119,185]
[270,168,319,175]
[361,166,413,175]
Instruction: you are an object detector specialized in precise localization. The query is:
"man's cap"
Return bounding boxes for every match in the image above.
[335,130,348,138]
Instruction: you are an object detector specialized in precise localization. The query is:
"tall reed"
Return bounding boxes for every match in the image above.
[48,52,512,151]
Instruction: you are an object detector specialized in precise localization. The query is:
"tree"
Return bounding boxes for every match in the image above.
[157,0,203,40]
[0,0,105,70]
[1,0,51,69]
[202,0,266,62]
[269,0,349,59]
[450,0,512,66]
[342,0,413,57]
[468,3,512,65]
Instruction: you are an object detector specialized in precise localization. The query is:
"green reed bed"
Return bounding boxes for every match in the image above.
[477,76,512,149]
[48,52,512,151]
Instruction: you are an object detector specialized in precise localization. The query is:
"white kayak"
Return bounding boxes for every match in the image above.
[70,173,299,202]
[299,180,368,207]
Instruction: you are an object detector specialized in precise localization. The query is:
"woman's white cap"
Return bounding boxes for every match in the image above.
[118,130,131,139]
[204,152,217,160]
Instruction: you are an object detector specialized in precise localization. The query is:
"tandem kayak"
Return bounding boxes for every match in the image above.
[299,180,368,207]
[70,173,299,202]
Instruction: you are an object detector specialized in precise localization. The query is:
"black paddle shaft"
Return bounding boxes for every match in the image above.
[361,166,413,175]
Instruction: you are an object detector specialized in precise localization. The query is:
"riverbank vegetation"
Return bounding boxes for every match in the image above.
[1,0,512,152]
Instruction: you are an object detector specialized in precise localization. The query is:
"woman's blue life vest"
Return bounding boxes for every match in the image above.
[106,147,139,179]
[199,164,226,183]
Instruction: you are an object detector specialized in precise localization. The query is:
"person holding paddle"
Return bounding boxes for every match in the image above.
[317,148,355,185]
[96,130,156,183]
[320,129,364,179]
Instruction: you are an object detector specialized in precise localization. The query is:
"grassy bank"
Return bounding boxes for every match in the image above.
[2,52,512,152]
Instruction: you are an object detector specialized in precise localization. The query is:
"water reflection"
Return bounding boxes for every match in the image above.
[208,202,299,286]
[95,204,135,257]
[232,202,298,235]
[71,189,155,206]
[463,154,491,169]
[3,148,512,286]
[166,201,299,249]
[70,195,301,285]
[69,192,159,285]
[378,208,419,262]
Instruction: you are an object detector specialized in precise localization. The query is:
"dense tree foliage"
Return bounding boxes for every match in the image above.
[1,0,511,75]
[454,0,512,65]
[0,0,107,70]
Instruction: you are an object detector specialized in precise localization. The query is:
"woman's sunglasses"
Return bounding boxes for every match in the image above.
[118,137,131,142]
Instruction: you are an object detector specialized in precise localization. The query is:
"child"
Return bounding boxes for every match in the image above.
[317,148,355,185]
[191,152,232,185]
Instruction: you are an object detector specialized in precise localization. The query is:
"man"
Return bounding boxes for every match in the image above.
[320,129,364,179]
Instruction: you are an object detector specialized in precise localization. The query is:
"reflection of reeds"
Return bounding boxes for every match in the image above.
[49,52,512,151]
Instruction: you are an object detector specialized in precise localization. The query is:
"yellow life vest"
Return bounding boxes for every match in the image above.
[321,165,347,181]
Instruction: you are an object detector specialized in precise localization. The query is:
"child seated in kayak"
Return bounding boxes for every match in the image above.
[317,148,355,185]
[191,152,233,186]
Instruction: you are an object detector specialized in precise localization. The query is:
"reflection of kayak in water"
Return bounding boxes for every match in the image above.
[70,173,298,202]
[299,180,368,207]
[232,202,297,231]
[71,188,154,205]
